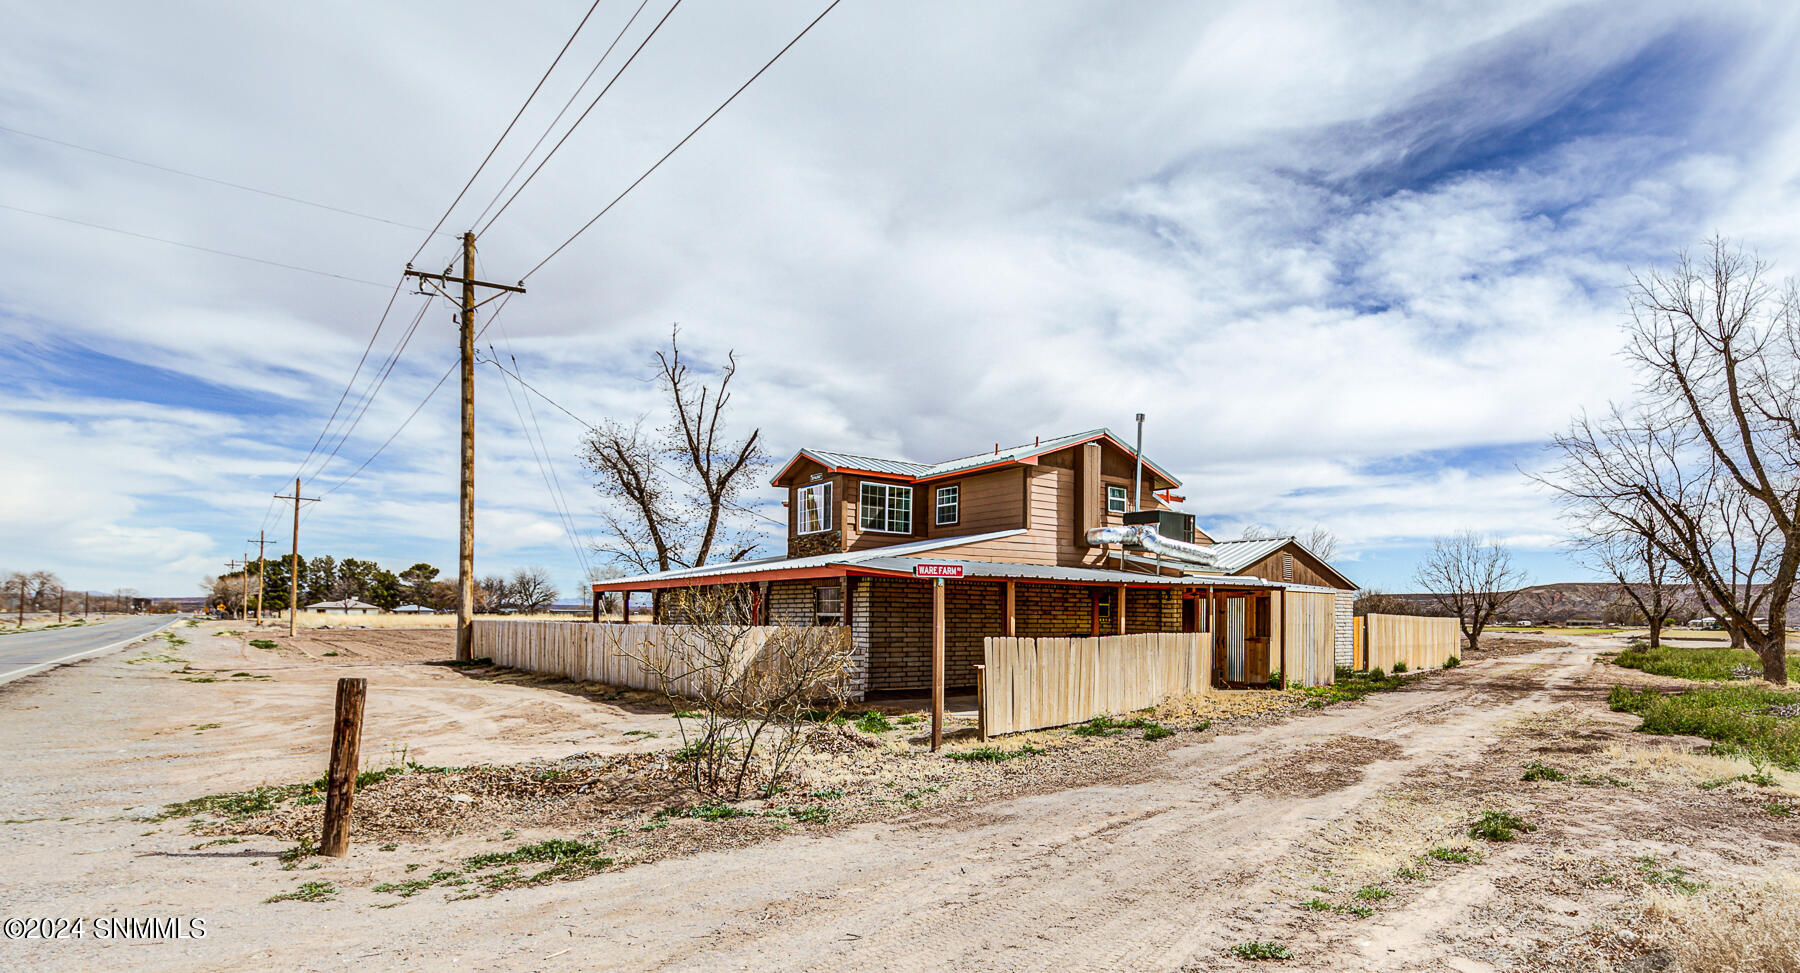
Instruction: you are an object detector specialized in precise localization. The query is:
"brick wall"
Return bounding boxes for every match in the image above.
[1335,590,1354,668]
[1125,588,1180,633]
[1013,584,1093,638]
[767,580,818,626]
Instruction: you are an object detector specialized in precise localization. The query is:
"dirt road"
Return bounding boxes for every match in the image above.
[4,628,1796,971]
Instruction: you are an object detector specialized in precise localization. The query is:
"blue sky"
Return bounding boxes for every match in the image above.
[3,0,1799,596]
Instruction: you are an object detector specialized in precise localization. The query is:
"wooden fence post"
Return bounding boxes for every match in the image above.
[320,677,367,857]
[974,663,987,741]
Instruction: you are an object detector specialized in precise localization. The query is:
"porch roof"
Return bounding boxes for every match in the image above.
[593,531,1285,592]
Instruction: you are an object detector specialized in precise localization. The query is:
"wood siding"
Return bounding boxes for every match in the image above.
[980,632,1210,736]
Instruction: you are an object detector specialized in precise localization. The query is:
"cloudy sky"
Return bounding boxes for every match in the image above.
[3,0,1799,597]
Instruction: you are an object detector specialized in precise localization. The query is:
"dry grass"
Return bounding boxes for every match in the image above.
[1641,876,1800,972]
[275,612,596,631]
[1155,689,1296,724]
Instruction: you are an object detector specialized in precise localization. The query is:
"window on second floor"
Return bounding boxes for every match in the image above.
[935,484,960,525]
[859,482,912,533]
[1106,484,1128,514]
[797,482,832,534]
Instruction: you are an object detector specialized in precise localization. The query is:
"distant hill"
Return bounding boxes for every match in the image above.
[1380,582,1800,626]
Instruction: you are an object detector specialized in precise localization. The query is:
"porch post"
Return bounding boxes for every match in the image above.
[931,577,946,752]
[1116,584,1127,635]
[591,589,600,623]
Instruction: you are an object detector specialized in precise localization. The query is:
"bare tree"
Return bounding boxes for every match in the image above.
[581,327,768,575]
[1240,523,1339,561]
[508,566,559,613]
[1353,589,1417,617]
[1544,239,1800,682]
[1574,524,1696,649]
[631,585,854,799]
[4,571,27,626]
[476,575,510,613]
[1414,531,1529,652]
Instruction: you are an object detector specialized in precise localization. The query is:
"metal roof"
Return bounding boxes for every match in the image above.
[592,530,1028,588]
[855,556,1286,588]
[791,448,932,478]
[1203,537,1293,573]
[774,427,1183,487]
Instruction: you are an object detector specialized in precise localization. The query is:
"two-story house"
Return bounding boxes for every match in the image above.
[592,428,1355,698]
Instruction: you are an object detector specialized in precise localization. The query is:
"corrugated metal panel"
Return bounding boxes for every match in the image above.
[922,428,1107,476]
[1203,537,1291,573]
[592,530,1028,588]
[797,449,931,477]
[850,556,1285,588]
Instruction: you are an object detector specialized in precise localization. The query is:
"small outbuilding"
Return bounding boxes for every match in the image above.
[305,598,382,616]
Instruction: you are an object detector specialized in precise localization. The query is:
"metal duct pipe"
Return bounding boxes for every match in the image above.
[1085,524,1219,568]
[1130,411,1144,510]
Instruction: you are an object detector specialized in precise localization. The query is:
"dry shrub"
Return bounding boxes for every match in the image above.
[1155,690,1293,724]
[632,585,854,799]
[1641,877,1800,972]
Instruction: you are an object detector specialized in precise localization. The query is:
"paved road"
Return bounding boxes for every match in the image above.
[0,615,178,685]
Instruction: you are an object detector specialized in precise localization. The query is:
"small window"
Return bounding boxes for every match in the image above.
[814,585,843,626]
[859,482,912,533]
[935,484,960,525]
[797,482,832,534]
[1093,589,1117,635]
[1106,485,1128,514]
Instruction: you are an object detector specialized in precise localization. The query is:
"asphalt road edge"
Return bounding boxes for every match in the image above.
[0,617,184,687]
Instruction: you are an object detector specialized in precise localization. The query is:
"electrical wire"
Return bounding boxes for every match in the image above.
[488,336,593,578]
[466,0,655,233]
[519,0,843,281]
[0,124,448,235]
[0,202,389,288]
[407,0,609,264]
[475,0,686,237]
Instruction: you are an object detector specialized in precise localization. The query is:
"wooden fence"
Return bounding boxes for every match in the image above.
[1359,614,1461,671]
[979,632,1211,737]
[473,620,796,697]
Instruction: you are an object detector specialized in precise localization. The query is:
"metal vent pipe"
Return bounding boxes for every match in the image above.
[1086,524,1219,568]
[1132,413,1145,511]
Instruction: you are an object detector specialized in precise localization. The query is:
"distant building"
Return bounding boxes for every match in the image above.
[391,604,436,615]
[305,599,381,615]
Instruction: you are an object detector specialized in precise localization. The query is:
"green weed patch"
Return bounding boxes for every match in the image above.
[1609,683,1800,769]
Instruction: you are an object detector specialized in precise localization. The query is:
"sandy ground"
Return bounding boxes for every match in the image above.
[3,625,1798,971]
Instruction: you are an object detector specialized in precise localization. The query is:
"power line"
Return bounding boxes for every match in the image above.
[315,292,519,500]
[519,0,844,281]
[489,335,593,578]
[475,0,686,237]
[407,0,609,264]
[0,202,389,288]
[466,0,656,233]
[301,296,437,483]
[0,123,449,235]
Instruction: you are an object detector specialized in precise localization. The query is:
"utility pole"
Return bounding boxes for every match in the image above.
[57,588,63,624]
[246,530,268,625]
[275,478,320,636]
[404,232,524,662]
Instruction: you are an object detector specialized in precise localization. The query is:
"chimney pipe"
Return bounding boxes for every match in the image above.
[1133,413,1145,511]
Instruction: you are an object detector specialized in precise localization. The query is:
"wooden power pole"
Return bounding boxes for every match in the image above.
[246,530,268,625]
[275,478,319,636]
[404,232,524,662]
[225,559,245,619]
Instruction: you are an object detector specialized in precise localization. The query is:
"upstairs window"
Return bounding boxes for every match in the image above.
[1106,485,1128,514]
[935,484,960,525]
[814,585,843,626]
[797,482,832,534]
[859,482,912,533]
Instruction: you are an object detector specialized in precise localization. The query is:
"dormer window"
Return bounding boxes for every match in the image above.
[797,482,832,534]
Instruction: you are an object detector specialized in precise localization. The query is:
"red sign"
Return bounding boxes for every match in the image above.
[913,562,964,579]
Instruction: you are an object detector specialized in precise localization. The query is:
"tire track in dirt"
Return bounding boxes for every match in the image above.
[576,647,1602,972]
